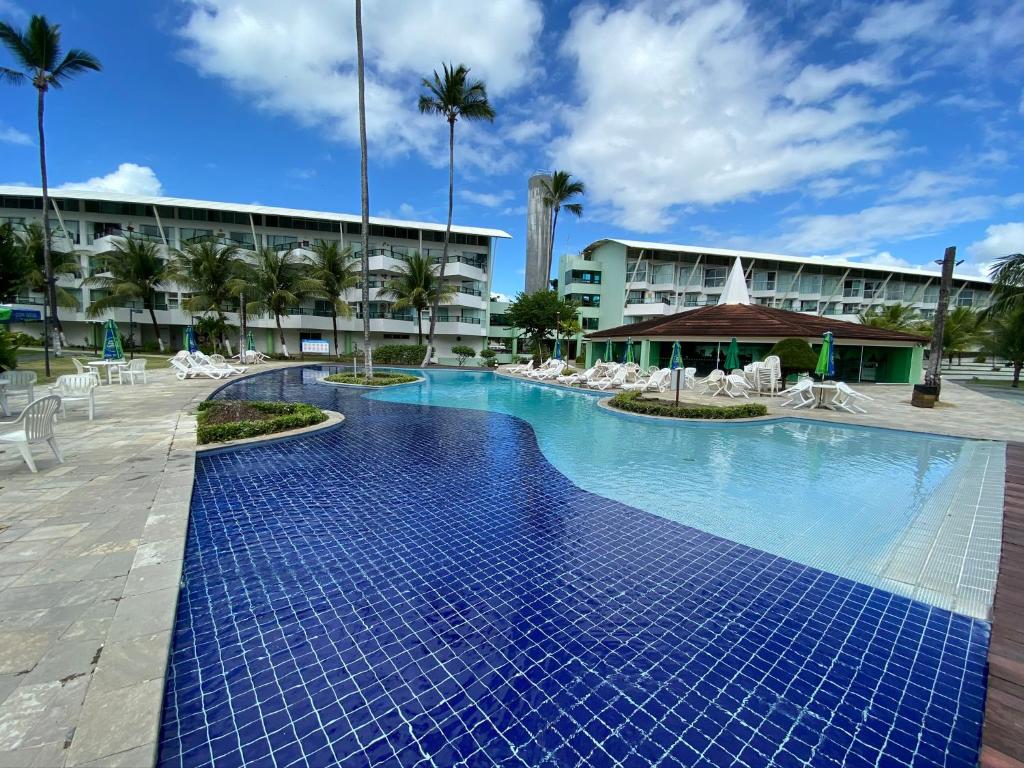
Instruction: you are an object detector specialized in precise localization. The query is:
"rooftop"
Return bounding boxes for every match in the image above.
[581,237,992,284]
[586,302,930,343]
[0,185,512,240]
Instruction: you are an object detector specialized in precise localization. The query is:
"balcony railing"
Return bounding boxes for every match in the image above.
[435,315,482,324]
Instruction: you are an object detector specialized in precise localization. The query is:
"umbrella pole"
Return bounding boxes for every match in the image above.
[675,370,681,405]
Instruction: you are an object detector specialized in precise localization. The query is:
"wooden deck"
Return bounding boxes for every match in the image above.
[980,441,1024,768]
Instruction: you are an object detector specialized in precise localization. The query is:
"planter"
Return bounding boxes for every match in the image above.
[911,383,938,409]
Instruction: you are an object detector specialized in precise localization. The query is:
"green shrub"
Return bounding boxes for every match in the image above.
[479,348,498,368]
[0,330,18,371]
[196,400,326,445]
[609,390,768,419]
[7,331,39,347]
[768,338,818,382]
[974,353,988,363]
[323,372,419,386]
[372,344,427,365]
[451,344,476,366]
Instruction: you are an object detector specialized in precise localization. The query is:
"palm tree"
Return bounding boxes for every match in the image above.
[989,252,1024,313]
[17,222,81,309]
[244,247,320,357]
[171,239,246,354]
[990,306,1024,387]
[417,62,495,366]
[355,0,372,376]
[306,239,357,356]
[937,306,980,365]
[857,302,921,331]
[0,15,101,351]
[540,171,585,286]
[84,237,172,351]
[378,252,455,344]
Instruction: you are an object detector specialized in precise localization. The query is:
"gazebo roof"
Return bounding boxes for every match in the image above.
[586,304,928,344]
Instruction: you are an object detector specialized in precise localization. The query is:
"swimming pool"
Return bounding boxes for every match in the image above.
[158,366,995,767]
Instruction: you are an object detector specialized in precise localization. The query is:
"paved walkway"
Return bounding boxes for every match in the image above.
[0,362,297,767]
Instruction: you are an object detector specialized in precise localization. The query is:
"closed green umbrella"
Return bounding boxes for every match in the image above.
[553,337,561,360]
[185,326,198,354]
[623,336,634,364]
[815,331,835,380]
[102,319,123,360]
[724,337,740,370]
[605,339,614,363]
[246,330,256,352]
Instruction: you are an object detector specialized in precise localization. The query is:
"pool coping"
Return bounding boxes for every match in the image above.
[980,440,1024,767]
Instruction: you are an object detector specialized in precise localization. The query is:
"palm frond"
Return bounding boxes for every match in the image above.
[26,15,61,73]
[49,48,101,87]
[0,21,34,70]
[0,66,26,85]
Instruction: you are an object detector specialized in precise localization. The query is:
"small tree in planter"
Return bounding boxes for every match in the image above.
[768,338,818,384]
[479,348,498,368]
[451,344,476,366]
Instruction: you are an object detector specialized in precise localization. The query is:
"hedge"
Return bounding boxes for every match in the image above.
[372,344,428,364]
[323,372,419,386]
[609,391,768,419]
[196,400,327,445]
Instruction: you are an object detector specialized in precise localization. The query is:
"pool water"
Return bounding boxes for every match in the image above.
[158,366,993,767]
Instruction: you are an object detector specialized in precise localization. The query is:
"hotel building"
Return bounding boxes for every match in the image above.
[0,187,510,362]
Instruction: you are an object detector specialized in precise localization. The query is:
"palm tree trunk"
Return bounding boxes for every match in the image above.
[276,314,288,357]
[355,0,372,378]
[417,309,423,345]
[1014,361,1021,388]
[332,311,339,358]
[423,119,455,367]
[36,87,63,353]
[547,205,560,289]
[147,304,165,352]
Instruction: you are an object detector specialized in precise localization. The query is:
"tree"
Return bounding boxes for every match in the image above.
[990,306,1024,387]
[506,290,579,362]
[171,239,246,354]
[540,171,585,284]
[17,222,81,309]
[989,252,1024,314]
[84,236,172,351]
[768,338,818,383]
[479,348,497,368]
[244,247,320,357]
[377,252,454,344]
[306,239,357,356]
[417,62,495,366]
[354,0,372,376]
[0,223,32,300]
[451,344,475,366]
[857,303,921,331]
[0,330,17,371]
[940,307,980,365]
[1,14,101,351]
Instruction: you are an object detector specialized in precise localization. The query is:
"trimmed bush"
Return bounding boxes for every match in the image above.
[479,348,498,368]
[372,344,428,365]
[451,344,476,366]
[609,390,768,419]
[323,372,419,387]
[768,338,818,382]
[196,400,326,445]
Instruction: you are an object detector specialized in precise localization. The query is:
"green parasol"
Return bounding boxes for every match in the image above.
[815,331,835,380]
[102,319,123,360]
[724,337,740,370]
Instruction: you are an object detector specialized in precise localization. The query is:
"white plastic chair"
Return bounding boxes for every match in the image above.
[832,382,873,413]
[683,367,697,389]
[780,379,815,408]
[0,395,63,473]
[72,358,101,383]
[117,358,148,385]
[696,369,725,395]
[722,374,752,398]
[3,370,36,408]
[49,374,98,420]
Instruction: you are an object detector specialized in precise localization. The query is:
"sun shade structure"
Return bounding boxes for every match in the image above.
[724,337,740,370]
[185,326,198,354]
[718,258,751,305]
[102,319,123,360]
[816,331,835,380]
[623,337,634,364]
[586,303,928,384]
[670,341,682,370]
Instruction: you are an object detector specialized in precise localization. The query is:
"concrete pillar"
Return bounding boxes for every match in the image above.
[525,173,552,294]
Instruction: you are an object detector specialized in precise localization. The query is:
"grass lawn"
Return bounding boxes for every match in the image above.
[969,377,1022,389]
[14,348,169,384]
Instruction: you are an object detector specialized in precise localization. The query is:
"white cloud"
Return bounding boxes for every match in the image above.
[179,0,542,163]
[777,195,1020,254]
[881,170,975,202]
[0,123,31,146]
[287,168,316,180]
[854,0,950,43]
[967,222,1024,262]
[461,190,513,208]
[501,205,528,217]
[54,163,163,196]
[490,291,512,302]
[783,61,892,104]
[504,119,550,144]
[0,0,26,21]
[937,94,1001,111]
[552,0,907,231]
[858,251,912,268]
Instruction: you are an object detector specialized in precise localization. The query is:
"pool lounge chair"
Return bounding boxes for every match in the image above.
[531,361,566,380]
[169,353,228,380]
[622,368,672,393]
[507,360,533,375]
[589,367,628,391]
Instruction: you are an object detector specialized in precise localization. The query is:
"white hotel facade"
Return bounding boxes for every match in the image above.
[0,187,510,362]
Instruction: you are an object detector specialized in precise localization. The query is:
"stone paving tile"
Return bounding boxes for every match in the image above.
[0,362,304,767]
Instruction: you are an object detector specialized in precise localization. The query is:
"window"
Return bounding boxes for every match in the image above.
[53,219,80,244]
[489,314,510,326]
[703,267,726,287]
[266,234,296,248]
[780,299,795,310]
[567,293,601,307]
[799,274,822,293]
[567,269,601,284]
[843,279,863,298]
[229,231,256,248]
[582,317,599,330]
[863,280,883,299]
[842,303,859,315]
[627,290,644,303]
[800,300,819,312]
[684,292,701,307]
[180,227,212,243]
[923,286,940,304]
[822,302,840,315]
[752,271,776,291]
[956,289,974,307]
[885,282,904,300]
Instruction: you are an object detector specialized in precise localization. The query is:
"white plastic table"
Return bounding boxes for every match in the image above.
[811,382,838,409]
[87,360,127,385]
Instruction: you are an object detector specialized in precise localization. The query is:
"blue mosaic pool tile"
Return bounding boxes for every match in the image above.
[158,368,990,767]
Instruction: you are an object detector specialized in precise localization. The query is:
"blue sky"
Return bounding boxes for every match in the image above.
[0,0,1022,297]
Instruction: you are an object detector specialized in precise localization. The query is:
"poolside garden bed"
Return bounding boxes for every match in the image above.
[196,400,327,444]
[609,391,768,419]
[322,372,420,387]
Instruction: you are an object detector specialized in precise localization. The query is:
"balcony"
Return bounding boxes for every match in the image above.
[624,300,675,316]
